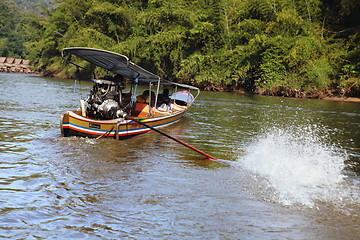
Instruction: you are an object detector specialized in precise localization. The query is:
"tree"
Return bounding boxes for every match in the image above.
[14,0,360,97]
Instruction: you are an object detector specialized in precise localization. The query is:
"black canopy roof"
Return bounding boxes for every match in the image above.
[62,47,199,91]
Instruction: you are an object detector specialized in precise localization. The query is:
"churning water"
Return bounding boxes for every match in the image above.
[239,123,358,211]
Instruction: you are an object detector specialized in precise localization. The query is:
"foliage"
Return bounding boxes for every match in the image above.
[3,0,360,96]
[0,1,46,58]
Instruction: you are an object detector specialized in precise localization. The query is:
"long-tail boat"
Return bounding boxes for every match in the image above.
[60,47,200,140]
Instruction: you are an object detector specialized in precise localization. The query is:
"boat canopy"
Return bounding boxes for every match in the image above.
[62,47,199,92]
[170,91,195,105]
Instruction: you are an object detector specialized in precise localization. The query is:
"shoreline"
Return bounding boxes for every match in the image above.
[322,96,360,103]
[218,87,360,103]
[2,71,359,103]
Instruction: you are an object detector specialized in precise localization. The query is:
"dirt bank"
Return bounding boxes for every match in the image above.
[254,86,360,103]
[322,96,360,103]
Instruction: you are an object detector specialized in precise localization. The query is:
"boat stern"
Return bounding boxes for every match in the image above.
[60,111,70,137]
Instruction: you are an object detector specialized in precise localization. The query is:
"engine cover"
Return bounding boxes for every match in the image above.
[87,79,125,119]
[98,99,121,119]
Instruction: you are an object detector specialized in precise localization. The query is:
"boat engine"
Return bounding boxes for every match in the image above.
[87,79,126,119]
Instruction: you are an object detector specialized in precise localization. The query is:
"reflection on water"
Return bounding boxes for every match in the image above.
[0,73,359,239]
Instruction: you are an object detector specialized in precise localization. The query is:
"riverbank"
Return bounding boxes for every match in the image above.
[202,84,360,103]
[257,87,360,103]
[322,96,360,103]
[11,70,360,104]
[0,57,42,74]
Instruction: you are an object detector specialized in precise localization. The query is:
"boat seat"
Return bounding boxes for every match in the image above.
[134,103,150,118]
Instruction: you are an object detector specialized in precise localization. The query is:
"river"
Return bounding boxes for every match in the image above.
[0,73,359,239]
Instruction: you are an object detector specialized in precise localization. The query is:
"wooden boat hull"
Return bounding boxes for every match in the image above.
[61,110,185,139]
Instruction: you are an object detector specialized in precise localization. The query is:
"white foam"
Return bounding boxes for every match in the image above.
[238,124,352,208]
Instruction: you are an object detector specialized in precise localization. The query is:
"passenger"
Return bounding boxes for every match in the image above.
[122,92,132,108]
[156,96,186,113]
[155,89,171,112]
[170,100,187,111]
[136,90,156,107]
[112,74,129,107]
[113,74,124,82]
[156,103,169,112]
[136,90,149,103]
[158,89,170,105]
[157,101,186,112]
[113,74,126,90]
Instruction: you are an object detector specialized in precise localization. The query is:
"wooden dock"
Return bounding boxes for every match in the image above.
[0,57,33,73]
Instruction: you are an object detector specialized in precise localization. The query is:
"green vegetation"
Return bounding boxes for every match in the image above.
[2,0,360,97]
[0,0,46,58]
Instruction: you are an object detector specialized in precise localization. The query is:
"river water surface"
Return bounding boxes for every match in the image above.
[0,73,359,239]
